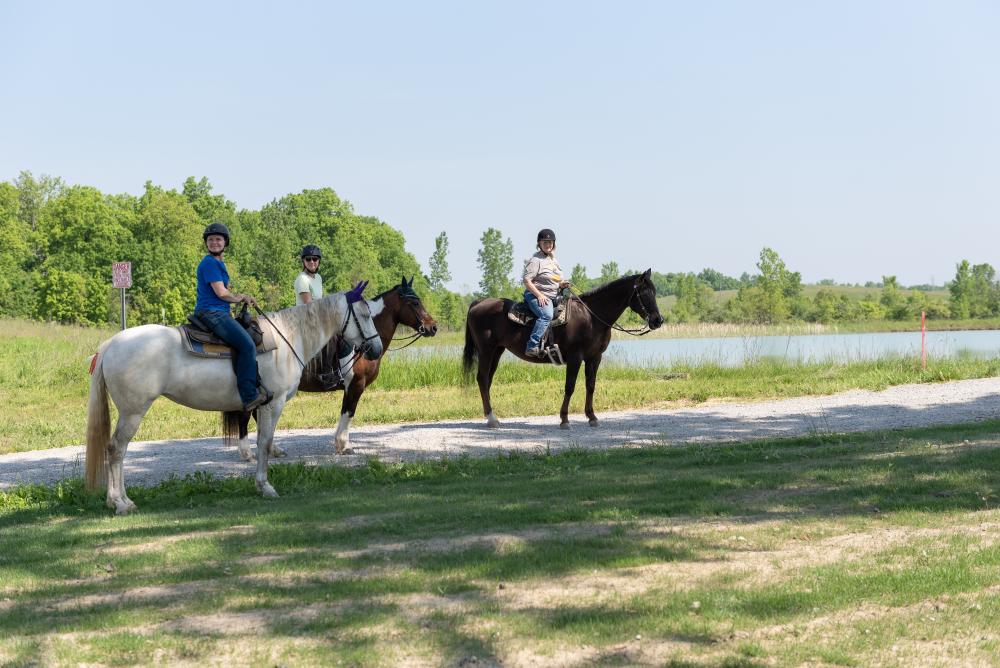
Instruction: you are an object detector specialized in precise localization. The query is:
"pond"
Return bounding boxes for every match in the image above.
[599,329,1000,367]
[400,330,1000,367]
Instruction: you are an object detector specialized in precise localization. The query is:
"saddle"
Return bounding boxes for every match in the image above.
[179,309,278,359]
[507,295,571,328]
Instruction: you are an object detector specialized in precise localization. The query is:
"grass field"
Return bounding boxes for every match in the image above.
[4,318,1000,455]
[2,421,998,666]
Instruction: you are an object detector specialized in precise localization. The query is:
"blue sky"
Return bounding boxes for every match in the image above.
[2,1,998,292]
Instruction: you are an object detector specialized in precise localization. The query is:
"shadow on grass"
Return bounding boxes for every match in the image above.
[1,419,999,663]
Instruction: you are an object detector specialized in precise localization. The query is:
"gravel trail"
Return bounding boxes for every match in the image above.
[2,377,999,491]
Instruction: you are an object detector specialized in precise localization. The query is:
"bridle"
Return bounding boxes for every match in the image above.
[340,298,382,357]
[388,289,435,351]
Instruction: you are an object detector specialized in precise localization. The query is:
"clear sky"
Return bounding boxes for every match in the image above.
[2,1,998,292]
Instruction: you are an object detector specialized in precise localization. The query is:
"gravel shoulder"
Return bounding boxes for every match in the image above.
[3,377,1000,491]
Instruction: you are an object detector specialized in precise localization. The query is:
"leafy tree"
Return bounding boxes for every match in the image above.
[598,261,620,286]
[126,183,203,323]
[0,182,36,316]
[810,289,840,323]
[880,275,911,320]
[428,231,451,291]
[15,170,63,236]
[697,267,741,291]
[730,248,799,323]
[477,228,514,298]
[672,273,714,322]
[182,176,236,223]
[946,261,998,319]
[569,263,591,291]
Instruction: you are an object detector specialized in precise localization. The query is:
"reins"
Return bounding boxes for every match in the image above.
[388,331,423,351]
[569,285,654,337]
[252,304,307,369]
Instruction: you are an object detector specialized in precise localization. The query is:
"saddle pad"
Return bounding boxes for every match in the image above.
[506,300,569,327]
[178,321,278,359]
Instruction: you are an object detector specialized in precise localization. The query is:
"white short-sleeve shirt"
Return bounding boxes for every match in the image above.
[294,272,323,305]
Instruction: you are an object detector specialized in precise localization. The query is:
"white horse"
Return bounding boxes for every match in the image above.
[85,290,382,514]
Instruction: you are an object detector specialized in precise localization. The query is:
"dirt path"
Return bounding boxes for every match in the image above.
[3,377,1000,490]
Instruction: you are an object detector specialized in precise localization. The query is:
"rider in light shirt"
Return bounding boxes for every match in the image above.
[294,244,355,386]
[522,228,568,357]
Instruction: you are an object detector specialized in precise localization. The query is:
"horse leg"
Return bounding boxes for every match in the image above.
[584,355,603,426]
[333,378,364,454]
[254,398,286,498]
[558,359,582,429]
[480,347,503,428]
[237,412,256,462]
[106,403,151,514]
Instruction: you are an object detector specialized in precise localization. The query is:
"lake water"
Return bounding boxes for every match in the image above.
[402,330,1000,368]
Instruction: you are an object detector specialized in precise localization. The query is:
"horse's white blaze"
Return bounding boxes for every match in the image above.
[86,292,382,513]
[333,412,352,453]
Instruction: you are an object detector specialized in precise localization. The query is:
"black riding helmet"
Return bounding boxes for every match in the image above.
[537,228,556,243]
[300,244,322,259]
[203,222,230,247]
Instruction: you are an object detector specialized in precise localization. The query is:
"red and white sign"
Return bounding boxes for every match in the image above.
[112,262,132,289]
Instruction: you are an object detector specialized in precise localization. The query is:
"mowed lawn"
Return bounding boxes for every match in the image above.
[2,422,999,667]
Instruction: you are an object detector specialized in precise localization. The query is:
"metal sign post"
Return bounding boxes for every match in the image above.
[112,262,132,331]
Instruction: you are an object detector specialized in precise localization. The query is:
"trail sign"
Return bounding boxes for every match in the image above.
[112,262,132,289]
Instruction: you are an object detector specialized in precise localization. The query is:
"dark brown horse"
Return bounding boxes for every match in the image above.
[232,277,438,460]
[463,269,663,429]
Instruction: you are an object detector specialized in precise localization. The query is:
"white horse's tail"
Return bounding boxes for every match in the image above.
[221,411,242,448]
[85,349,110,491]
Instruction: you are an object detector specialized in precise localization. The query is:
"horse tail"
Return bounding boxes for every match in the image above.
[462,303,480,378]
[85,349,110,491]
[221,411,243,448]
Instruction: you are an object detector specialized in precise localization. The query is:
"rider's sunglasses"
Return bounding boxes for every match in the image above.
[304,256,320,262]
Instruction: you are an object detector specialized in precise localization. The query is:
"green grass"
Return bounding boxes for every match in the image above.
[2,422,999,665]
[4,317,1000,454]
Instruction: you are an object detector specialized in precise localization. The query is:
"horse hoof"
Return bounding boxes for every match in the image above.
[559,422,570,430]
[336,447,355,455]
[270,445,288,458]
[589,419,600,428]
[486,420,501,429]
[114,499,137,515]
[258,482,279,498]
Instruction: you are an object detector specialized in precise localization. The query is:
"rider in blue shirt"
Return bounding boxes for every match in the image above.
[195,222,272,412]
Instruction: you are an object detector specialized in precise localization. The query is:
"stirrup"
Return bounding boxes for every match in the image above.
[316,370,342,390]
[544,344,564,366]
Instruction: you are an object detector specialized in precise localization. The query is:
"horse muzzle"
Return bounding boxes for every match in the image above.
[648,315,665,330]
[419,324,438,337]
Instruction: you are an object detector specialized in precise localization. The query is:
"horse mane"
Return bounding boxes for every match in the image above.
[372,285,399,301]
[268,294,344,355]
[581,274,638,298]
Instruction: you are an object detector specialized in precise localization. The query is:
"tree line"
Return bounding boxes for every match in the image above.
[1,172,997,331]
[0,172,469,329]
[472,229,998,326]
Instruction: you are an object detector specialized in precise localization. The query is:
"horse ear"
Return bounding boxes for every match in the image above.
[401,275,407,287]
[643,268,652,279]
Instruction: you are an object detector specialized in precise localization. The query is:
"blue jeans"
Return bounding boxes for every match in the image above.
[524,291,554,351]
[198,309,259,405]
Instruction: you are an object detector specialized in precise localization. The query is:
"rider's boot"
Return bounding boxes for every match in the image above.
[244,385,273,413]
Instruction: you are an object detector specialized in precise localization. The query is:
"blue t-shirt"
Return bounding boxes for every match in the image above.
[195,255,231,312]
